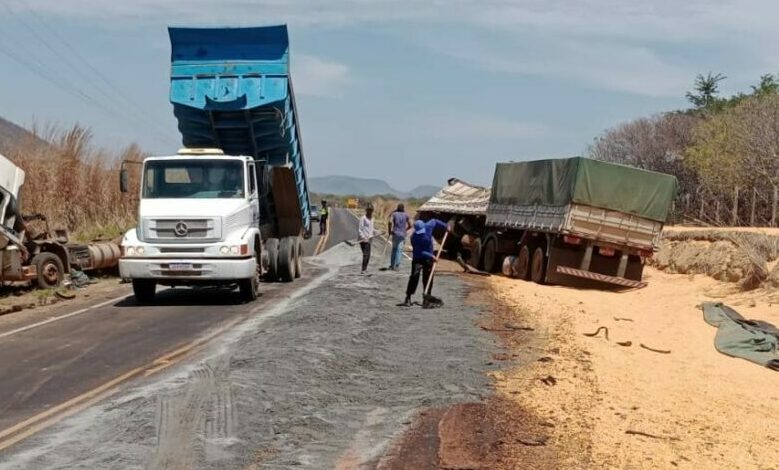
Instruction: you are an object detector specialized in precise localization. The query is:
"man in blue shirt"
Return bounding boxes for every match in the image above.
[401,218,449,307]
[388,203,411,271]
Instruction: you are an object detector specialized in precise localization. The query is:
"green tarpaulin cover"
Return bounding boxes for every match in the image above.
[702,302,779,371]
[490,157,678,223]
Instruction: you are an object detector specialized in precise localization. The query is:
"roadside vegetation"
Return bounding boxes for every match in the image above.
[590,72,779,226]
[3,124,143,242]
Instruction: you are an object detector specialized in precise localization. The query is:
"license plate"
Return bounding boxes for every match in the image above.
[169,263,193,271]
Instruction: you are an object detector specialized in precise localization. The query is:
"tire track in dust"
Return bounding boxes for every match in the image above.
[151,360,231,470]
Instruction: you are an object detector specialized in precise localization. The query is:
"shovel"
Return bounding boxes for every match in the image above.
[344,231,386,247]
[423,231,448,300]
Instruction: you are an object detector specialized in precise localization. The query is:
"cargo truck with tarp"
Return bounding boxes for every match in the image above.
[419,157,678,288]
[119,25,312,303]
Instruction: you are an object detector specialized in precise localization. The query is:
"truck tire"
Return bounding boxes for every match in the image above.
[266,238,279,281]
[239,248,261,302]
[132,279,156,304]
[531,246,546,284]
[278,237,295,282]
[468,237,482,269]
[515,245,530,280]
[32,253,65,289]
[482,237,497,273]
[294,237,303,278]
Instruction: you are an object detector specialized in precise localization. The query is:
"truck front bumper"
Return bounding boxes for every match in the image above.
[119,257,256,281]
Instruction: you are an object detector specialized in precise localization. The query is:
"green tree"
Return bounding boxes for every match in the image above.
[686,72,727,110]
[751,74,779,96]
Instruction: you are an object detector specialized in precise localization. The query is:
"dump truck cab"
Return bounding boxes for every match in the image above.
[120,148,263,301]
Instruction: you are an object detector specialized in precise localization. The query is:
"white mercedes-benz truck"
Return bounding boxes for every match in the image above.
[119,26,313,303]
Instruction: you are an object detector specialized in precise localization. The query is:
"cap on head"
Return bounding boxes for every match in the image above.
[414,220,426,234]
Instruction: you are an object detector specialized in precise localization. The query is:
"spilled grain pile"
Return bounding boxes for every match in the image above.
[651,228,779,290]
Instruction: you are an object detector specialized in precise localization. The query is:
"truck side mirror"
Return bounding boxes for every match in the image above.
[119,168,129,193]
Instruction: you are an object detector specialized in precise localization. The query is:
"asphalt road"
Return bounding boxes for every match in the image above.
[0,207,495,470]
[0,210,352,452]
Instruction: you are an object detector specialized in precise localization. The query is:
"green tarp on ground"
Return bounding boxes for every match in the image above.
[702,302,779,371]
[490,157,678,223]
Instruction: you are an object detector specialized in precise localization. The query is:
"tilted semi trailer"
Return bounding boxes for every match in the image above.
[419,157,678,288]
[119,25,313,303]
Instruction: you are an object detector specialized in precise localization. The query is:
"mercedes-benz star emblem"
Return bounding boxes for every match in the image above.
[174,221,189,237]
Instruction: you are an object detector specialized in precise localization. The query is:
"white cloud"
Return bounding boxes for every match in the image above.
[292,54,352,98]
[14,0,779,96]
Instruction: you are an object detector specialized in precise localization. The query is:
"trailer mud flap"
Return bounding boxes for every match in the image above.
[555,266,646,289]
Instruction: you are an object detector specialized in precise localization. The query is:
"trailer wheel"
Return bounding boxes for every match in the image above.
[482,237,498,273]
[32,253,64,289]
[278,237,295,282]
[515,245,531,280]
[265,238,279,281]
[132,279,156,304]
[294,237,303,278]
[531,247,546,284]
[468,237,482,269]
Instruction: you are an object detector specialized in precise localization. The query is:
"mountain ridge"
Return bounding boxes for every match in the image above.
[309,175,438,199]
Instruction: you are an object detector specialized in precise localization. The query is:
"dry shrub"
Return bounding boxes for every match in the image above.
[4,125,144,241]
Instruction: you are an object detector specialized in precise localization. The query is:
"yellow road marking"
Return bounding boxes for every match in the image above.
[314,227,330,256]
[0,315,245,452]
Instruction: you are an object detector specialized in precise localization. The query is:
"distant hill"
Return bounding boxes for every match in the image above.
[0,117,47,156]
[309,175,439,199]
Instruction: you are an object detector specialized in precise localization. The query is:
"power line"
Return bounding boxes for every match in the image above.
[0,0,178,147]
[9,0,177,140]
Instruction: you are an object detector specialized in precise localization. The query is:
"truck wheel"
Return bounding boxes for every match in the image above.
[294,237,303,278]
[278,237,295,282]
[482,237,497,273]
[32,253,65,289]
[531,247,546,284]
[515,245,530,280]
[132,279,156,304]
[266,238,279,281]
[468,237,482,269]
[239,249,261,302]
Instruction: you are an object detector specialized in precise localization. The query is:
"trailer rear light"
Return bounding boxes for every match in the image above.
[563,235,582,245]
[598,247,616,257]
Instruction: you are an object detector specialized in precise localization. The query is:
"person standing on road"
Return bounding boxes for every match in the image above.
[388,203,412,271]
[319,200,329,235]
[401,218,449,307]
[357,205,379,273]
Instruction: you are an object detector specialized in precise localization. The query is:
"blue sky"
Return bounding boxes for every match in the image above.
[1,0,777,189]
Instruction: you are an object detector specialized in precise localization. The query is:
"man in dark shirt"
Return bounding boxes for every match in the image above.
[401,218,449,307]
[319,200,329,235]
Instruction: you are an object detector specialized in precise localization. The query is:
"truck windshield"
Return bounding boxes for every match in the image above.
[143,160,245,199]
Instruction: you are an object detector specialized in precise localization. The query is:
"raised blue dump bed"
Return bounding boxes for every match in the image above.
[168,25,310,237]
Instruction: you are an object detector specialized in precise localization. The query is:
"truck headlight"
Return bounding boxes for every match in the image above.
[219,246,230,255]
[123,246,145,257]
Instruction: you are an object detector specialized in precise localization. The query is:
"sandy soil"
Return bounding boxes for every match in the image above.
[488,267,779,469]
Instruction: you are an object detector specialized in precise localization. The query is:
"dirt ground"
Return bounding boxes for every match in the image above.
[487,267,779,469]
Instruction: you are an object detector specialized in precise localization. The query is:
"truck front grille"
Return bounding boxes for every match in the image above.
[143,218,221,242]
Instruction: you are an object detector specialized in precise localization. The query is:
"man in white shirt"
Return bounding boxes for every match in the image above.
[357,205,378,273]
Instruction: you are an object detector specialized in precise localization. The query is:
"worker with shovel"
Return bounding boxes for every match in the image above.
[401,218,450,308]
